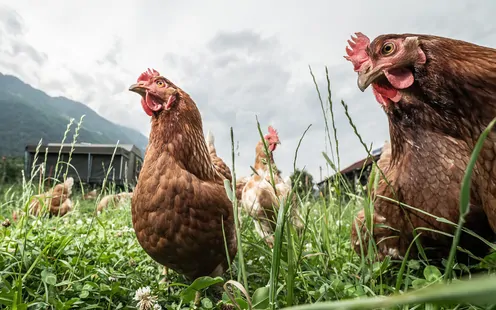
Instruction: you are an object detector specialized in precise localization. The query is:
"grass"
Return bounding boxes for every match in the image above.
[1,68,496,309]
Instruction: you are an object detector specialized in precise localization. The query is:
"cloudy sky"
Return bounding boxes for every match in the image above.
[0,1,495,182]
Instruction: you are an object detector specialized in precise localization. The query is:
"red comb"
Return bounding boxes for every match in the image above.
[137,68,160,82]
[344,32,370,72]
[268,126,278,136]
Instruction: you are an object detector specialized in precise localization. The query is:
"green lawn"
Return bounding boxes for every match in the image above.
[1,180,495,309]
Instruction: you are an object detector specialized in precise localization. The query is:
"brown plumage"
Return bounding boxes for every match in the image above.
[128,68,237,280]
[205,130,248,204]
[235,176,250,202]
[205,130,233,182]
[29,177,74,217]
[240,126,303,248]
[346,33,496,262]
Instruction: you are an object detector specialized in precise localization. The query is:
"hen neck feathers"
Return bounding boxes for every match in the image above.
[254,141,277,172]
[148,93,218,181]
[387,37,496,163]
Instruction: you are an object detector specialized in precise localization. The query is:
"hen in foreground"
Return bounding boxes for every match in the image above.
[128,69,237,281]
[345,33,496,262]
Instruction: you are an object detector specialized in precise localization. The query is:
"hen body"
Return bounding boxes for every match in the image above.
[29,177,74,217]
[97,192,133,213]
[130,69,237,280]
[346,33,496,261]
[241,128,303,247]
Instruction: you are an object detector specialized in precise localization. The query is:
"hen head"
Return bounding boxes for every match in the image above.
[129,68,179,116]
[344,32,427,107]
[264,126,281,152]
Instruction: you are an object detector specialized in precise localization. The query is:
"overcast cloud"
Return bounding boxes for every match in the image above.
[0,0,495,181]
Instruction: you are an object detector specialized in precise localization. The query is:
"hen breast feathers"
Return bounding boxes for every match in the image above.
[348,33,496,262]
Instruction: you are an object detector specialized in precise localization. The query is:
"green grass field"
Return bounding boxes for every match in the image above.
[1,69,496,309]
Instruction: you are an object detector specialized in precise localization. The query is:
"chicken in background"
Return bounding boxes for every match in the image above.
[83,189,97,200]
[96,192,133,213]
[241,126,303,248]
[128,69,237,292]
[235,175,250,203]
[345,32,496,262]
[29,177,74,217]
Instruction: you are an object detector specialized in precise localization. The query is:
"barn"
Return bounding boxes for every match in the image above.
[24,143,143,187]
[317,145,384,195]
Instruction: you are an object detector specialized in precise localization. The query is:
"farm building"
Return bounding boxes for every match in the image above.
[317,145,384,195]
[24,143,143,186]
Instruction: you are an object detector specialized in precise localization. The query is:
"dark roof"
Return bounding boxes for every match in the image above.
[25,143,143,158]
[339,153,380,175]
[317,145,384,186]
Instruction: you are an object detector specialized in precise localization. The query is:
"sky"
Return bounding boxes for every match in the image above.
[0,0,495,182]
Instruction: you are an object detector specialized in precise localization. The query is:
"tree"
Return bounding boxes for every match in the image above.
[1,156,23,184]
[290,169,314,197]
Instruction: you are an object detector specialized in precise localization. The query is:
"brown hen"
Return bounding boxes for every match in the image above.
[128,68,237,281]
[29,177,74,217]
[96,192,133,213]
[345,33,496,262]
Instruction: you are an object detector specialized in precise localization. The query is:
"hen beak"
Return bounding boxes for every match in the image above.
[357,64,385,92]
[129,83,147,95]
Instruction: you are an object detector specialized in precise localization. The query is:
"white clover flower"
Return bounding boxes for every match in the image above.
[76,219,83,225]
[134,286,151,301]
[122,226,134,233]
[247,260,253,266]
[134,286,159,310]
[305,243,312,252]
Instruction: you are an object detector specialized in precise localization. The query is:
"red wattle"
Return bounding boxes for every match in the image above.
[141,98,153,116]
[372,83,402,106]
[145,92,163,112]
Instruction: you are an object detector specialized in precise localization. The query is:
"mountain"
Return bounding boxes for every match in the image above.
[0,73,148,157]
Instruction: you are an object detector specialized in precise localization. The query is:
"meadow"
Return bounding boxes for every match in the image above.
[1,70,496,310]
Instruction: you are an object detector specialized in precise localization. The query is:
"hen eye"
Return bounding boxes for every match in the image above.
[155,80,165,87]
[381,42,395,55]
